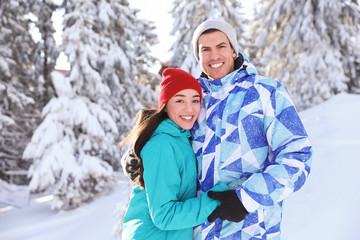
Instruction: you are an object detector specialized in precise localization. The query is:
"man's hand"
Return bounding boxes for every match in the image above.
[121,149,140,182]
[207,190,248,222]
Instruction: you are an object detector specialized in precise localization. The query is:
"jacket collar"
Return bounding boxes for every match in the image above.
[153,118,191,139]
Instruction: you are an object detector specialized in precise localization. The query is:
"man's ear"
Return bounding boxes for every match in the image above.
[232,51,237,59]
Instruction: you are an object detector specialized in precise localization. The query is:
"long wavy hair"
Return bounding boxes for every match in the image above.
[119,105,168,189]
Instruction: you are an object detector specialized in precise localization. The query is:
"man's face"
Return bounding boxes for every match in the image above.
[198,31,237,80]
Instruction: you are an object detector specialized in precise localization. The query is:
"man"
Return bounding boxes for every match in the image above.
[123,19,313,240]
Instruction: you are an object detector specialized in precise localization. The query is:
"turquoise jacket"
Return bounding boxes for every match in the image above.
[122,118,228,240]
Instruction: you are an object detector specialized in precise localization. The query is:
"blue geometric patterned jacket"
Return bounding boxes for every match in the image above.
[191,53,313,240]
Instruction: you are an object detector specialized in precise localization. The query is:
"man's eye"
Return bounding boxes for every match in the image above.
[193,100,200,103]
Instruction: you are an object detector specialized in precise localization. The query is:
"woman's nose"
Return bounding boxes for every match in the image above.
[184,102,194,112]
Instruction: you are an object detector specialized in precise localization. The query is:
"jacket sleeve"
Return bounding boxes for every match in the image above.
[237,82,313,212]
[141,139,228,231]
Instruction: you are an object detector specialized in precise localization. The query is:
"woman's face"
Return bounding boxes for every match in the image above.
[165,89,201,130]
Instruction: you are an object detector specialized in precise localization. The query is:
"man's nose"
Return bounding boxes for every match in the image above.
[209,49,220,59]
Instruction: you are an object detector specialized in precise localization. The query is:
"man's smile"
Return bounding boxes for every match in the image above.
[210,62,223,68]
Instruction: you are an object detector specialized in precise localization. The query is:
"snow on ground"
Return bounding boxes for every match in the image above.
[0,174,132,240]
[1,93,360,240]
[281,93,360,240]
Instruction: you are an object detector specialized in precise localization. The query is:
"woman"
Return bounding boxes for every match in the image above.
[120,68,228,240]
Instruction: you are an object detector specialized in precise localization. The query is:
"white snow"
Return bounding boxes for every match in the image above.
[281,93,360,240]
[0,174,132,240]
[1,92,360,240]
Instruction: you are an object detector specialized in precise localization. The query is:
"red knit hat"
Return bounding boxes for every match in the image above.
[158,68,202,107]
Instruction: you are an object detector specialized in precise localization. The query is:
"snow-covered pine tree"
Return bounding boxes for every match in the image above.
[169,0,247,77]
[23,0,158,209]
[339,0,360,93]
[250,0,360,109]
[28,0,60,105]
[95,0,159,135]
[0,0,39,184]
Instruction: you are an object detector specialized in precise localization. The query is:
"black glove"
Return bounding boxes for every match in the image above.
[207,190,248,222]
[121,149,140,182]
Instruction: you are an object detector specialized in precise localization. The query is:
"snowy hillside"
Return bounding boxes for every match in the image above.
[281,93,360,240]
[0,93,360,240]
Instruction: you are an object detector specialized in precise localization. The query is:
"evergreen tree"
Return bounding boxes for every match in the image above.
[95,0,159,133]
[0,0,39,184]
[250,0,360,109]
[28,0,60,105]
[339,0,360,93]
[24,0,158,209]
[169,0,247,77]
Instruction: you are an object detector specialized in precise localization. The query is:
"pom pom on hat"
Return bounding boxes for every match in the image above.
[158,68,202,107]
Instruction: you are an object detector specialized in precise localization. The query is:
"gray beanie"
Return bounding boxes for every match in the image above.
[192,19,239,61]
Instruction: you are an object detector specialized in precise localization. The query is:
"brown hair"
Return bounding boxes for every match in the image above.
[119,105,168,189]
